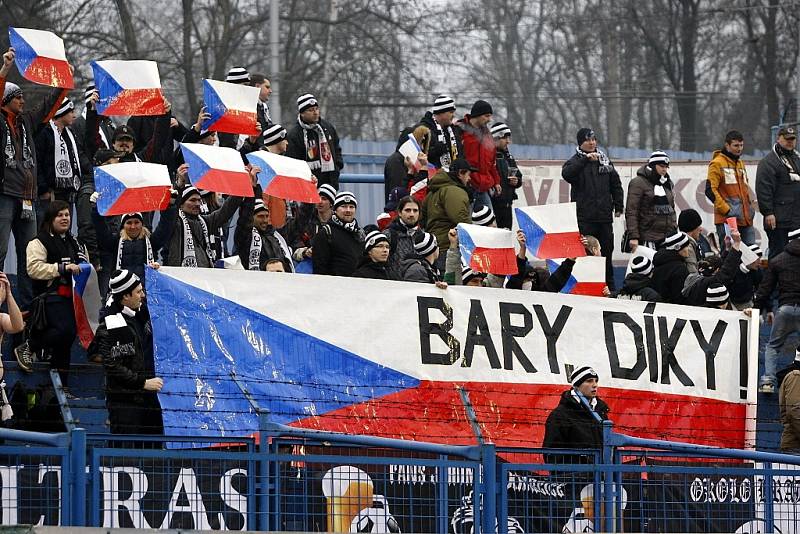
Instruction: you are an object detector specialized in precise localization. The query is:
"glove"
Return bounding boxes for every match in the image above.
[89,191,99,204]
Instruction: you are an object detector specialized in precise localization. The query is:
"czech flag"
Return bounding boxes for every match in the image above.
[202,79,260,135]
[246,151,320,203]
[94,162,172,216]
[73,263,101,349]
[9,27,73,89]
[515,203,586,259]
[456,223,517,275]
[179,143,254,197]
[90,60,166,116]
[547,256,606,296]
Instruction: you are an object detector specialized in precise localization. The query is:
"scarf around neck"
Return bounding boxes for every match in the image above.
[576,147,613,173]
[774,143,800,179]
[330,213,359,233]
[298,116,335,173]
[248,226,295,271]
[178,210,212,267]
[116,233,153,270]
[433,117,459,168]
[50,122,81,191]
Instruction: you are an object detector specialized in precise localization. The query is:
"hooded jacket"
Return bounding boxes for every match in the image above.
[756,145,800,230]
[650,249,689,304]
[707,149,753,226]
[458,115,501,193]
[562,151,624,224]
[753,238,800,311]
[421,168,472,253]
[625,165,677,242]
[615,273,661,302]
[543,389,610,464]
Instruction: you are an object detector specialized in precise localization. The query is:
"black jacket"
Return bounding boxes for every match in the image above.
[651,249,689,305]
[285,117,343,189]
[494,148,523,204]
[615,273,661,302]
[562,152,624,223]
[85,107,171,164]
[417,111,463,169]
[683,248,742,306]
[754,238,800,311]
[95,303,155,398]
[311,221,364,276]
[234,196,293,272]
[543,390,609,464]
[506,256,574,292]
[35,124,93,197]
[756,146,800,229]
[728,266,763,306]
[352,257,390,280]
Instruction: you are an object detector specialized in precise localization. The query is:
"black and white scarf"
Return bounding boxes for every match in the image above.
[248,227,294,271]
[178,210,212,267]
[774,144,800,181]
[298,117,335,173]
[50,122,81,191]
[199,196,226,256]
[650,171,674,215]
[116,234,153,270]
[577,147,613,173]
[330,213,360,234]
[3,116,33,169]
[433,118,459,168]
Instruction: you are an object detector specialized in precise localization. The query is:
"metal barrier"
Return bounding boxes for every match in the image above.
[1,420,799,531]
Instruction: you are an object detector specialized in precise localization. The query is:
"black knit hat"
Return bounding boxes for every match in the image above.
[120,212,143,227]
[576,128,595,145]
[470,100,493,117]
[678,209,703,233]
[180,186,201,205]
[109,269,141,295]
[570,366,599,388]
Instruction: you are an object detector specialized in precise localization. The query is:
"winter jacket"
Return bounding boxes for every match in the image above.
[285,117,343,189]
[495,148,523,204]
[506,256,575,292]
[311,221,364,276]
[0,77,66,199]
[707,149,753,226]
[163,195,243,267]
[650,249,689,305]
[418,111,463,169]
[561,151,624,224]
[681,248,742,306]
[458,115,501,193]
[756,145,800,230]
[625,165,677,243]
[234,195,294,272]
[384,218,419,281]
[421,169,472,253]
[728,265,763,306]
[26,229,89,296]
[753,238,800,311]
[542,390,610,464]
[35,124,93,197]
[615,273,661,302]
[352,258,391,280]
[401,257,441,284]
[778,363,800,451]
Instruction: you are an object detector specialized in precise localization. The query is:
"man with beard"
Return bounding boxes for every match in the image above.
[384,196,421,280]
[312,191,364,276]
[235,198,293,272]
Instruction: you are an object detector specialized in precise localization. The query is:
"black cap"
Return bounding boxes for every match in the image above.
[577,128,595,145]
[94,149,122,166]
[470,100,493,117]
[450,158,478,174]
[678,208,703,233]
[778,126,797,139]
[112,125,136,143]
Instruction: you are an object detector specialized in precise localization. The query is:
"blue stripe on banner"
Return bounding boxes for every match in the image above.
[514,208,546,255]
[202,80,226,131]
[93,167,127,216]
[90,61,124,115]
[180,145,213,188]
[8,28,35,73]
[294,258,314,274]
[146,268,420,439]
[245,152,277,190]
[456,226,475,267]
[546,259,577,293]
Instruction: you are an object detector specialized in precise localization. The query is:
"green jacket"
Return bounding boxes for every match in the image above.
[421,169,472,252]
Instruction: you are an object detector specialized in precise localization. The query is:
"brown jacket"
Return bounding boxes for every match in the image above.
[779,368,800,451]
[707,150,753,226]
[625,165,677,243]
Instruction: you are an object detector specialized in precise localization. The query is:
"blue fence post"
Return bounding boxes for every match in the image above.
[257,410,272,532]
[70,427,87,526]
[763,462,775,534]
[481,443,497,534]
[601,421,615,533]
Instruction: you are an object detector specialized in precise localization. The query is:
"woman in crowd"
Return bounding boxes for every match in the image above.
[625,151,677,250]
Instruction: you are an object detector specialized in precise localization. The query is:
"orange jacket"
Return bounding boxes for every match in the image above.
[707,150,753,226]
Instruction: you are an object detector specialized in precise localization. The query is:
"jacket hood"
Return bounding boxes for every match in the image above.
[621,273,653,292]
[653,248,684,267]
[427,168,463,194]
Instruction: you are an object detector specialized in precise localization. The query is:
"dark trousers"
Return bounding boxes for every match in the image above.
[766,227,790,259]
[491,199,514,230]
[41,296,77,385]
[578,221,616,291]
[107,394,164,447]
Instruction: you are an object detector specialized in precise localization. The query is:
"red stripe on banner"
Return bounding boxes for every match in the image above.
[264,175,321,203]
[25,57,74,89]
[208,111,260,135]
[107,186,172,216]
[73,295,94,349]
[536,232,586,259]
[570,281,607,296]
[470,247,517,275]
[196,169,255,197]
[290,382,747,449]
[103,89,166,116]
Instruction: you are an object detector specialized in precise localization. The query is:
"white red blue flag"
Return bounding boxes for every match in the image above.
[73,263,101,349]
[547,256,607,296]
[515,203,586,259]
[246,151,320,203]
[8,27,73,88]
[147,267,757,449]
[94,162,172,216]
[179,143,254,197]
[456,223,517,274]
[202,79,260,135]
[90,60,166,116]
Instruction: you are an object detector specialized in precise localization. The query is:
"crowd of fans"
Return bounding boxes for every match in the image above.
[0,44,799,443]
